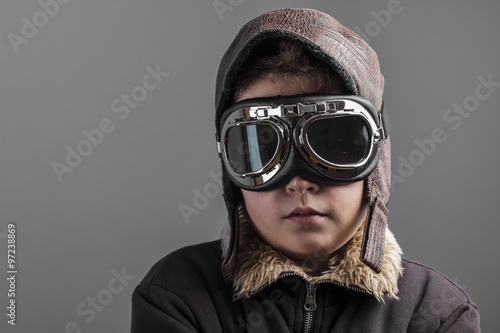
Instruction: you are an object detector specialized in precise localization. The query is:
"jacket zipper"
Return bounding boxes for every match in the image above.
[248,272,304,296]
[318,278,371,295]
[302,280,369,333]
[249,273,370,333]
[303,281,317,333]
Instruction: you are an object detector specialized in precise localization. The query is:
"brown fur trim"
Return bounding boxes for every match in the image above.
[231,207,403,301]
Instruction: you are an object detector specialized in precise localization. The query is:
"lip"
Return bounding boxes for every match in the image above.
[285,207,326,225]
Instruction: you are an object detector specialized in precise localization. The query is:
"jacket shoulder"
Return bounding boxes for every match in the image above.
[398,258,480,332]
[131,241,235,332]
[400,258,474,305]
[137,240,224,289]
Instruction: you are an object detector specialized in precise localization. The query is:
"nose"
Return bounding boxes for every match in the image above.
[286,176,320,195]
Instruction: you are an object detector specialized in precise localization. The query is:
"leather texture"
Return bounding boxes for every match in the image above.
[215,8,390,281]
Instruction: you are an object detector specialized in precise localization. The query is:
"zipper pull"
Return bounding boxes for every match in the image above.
[304,281,317,311]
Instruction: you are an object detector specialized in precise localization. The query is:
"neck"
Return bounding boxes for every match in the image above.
[293,254,334,277]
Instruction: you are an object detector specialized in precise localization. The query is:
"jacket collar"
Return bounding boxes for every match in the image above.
[230,206,403,301]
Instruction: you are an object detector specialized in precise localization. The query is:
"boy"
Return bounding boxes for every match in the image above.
[131,8,480,332]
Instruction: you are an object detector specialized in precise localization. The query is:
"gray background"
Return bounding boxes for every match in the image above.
[0,0,498,332]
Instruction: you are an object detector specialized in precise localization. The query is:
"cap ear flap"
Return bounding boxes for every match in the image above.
[221,194,240,283]
[360,197,388,273]
[361,134,391,273]
[220,160,244,283]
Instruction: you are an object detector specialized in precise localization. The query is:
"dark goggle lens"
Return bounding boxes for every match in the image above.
[306,116,371,165]
[226,124,279,174]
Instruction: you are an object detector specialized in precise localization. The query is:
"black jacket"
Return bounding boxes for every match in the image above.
[131,240,479,333]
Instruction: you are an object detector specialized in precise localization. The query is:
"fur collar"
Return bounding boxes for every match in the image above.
[230,207,403,301]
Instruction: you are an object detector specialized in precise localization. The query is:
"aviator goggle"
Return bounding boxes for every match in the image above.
[217,94,388,191]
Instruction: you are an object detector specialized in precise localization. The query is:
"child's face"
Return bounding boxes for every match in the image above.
[238,76,368,260]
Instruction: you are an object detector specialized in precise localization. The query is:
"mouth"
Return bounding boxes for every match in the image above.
[286,207,326,224]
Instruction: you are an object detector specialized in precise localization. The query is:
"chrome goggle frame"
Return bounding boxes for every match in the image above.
[217,95,387,189]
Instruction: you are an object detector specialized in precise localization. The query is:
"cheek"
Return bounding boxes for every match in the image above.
[326,181,366,216]
[241,190,278,225]
[241,190,262,214]
[347,182,367,218]
[345,182,365,203]
[241,190,261,210]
